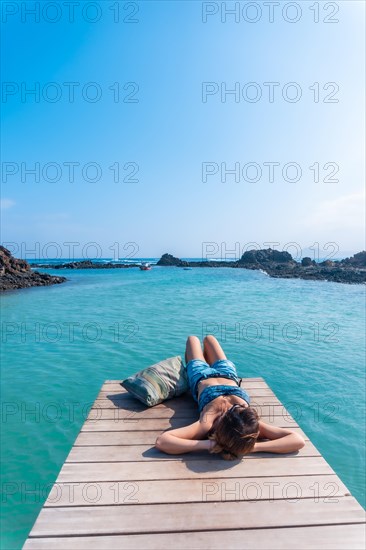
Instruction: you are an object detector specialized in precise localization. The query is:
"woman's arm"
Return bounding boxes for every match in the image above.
[252,421,305,454]
[155,420,214,455]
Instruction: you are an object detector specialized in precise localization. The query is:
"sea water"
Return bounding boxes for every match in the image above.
[1,265,365,549]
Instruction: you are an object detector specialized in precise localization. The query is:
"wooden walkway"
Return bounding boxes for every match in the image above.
[24,378,365,549]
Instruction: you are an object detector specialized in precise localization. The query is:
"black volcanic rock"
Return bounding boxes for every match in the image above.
[319,260,336,267]
[63,260,94,269]
[301,257,313,267]
[0,246,66,292]
[341,251,366,267]
[156,250,365,284]
[32,261,141,269]
[238,248,294,265]
[156,253,189,267]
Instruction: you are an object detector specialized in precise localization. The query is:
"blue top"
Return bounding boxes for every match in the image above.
[198,385,250,413]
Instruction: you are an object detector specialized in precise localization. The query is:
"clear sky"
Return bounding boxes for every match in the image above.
[1,0,365,260]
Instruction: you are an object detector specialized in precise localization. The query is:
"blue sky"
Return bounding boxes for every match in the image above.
[1,0,365,260]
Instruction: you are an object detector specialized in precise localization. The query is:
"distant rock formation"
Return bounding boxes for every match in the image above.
[301,257,314,267]
[341,251,366,267]
[31,260,141,269]
[23,248,366,285]
[156,249,366,285]
[156,253,189,267]
[238,248,295,266]
[0,246,66,292]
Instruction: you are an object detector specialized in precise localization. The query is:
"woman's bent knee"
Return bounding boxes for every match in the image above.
[203,334,219,345]
[187,335,200,344]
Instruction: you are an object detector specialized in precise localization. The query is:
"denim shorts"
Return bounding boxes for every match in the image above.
[185,358,241,402]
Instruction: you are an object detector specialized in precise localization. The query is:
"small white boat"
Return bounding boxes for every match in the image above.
[139,262,152,271]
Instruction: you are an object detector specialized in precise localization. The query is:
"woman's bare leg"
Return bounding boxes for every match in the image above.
[185,336,205,364]
[203,334,227,365]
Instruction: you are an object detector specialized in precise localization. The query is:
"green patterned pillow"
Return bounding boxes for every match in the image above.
[120,356,189,407]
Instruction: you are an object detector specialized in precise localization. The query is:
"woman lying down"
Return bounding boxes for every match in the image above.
[155,335,305,460]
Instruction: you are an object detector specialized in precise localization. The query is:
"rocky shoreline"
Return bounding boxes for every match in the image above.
[0,247,67,292]
[12,248,366,285]
[156,250,366,285]
[32,260,142,270]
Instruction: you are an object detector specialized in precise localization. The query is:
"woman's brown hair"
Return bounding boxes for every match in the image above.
[208,405,260,460]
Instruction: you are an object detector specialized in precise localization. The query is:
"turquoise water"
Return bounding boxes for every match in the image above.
[1,266,365,549]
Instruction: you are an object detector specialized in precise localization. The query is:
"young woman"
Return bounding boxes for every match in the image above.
[155,335,305,459]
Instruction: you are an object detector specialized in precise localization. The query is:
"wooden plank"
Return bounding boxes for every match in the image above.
[81,416,299,431]
[74,426,309,446]
[57,457,336,483]
[98,388,276,397]
[86,404,296,421]
[88,407,199,420]
[102,379,269,393]
[66,440,320,463]
[74,431,164,446]
[27,497,366,537]
[45,474,349,507]
[23,524,366,550]
[94,395,282,408]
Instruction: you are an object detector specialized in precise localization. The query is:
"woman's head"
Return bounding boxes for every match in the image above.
[208,404,260,460]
